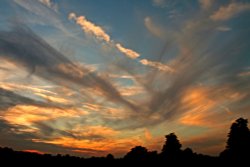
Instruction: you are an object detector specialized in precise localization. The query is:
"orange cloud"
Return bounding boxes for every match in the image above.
[0,82,56,99]
[39,0,58,12]
[33,136,142,157]
[69,13,110,42]
[118,85,145,96]
[115,43,140,59]
[179,87,221,127]
[178,85,246,127]
[140,59,174,73]
[72,125,119,137]
[2,105,88,127]
[34,92,70,104]
[144,129,152,141]
[23,149,44,154]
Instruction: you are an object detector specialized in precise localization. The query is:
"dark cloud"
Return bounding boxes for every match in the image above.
[0,119,101,156]
[0,25,137,111]
[33,122,77,139]
[0,87,46,110]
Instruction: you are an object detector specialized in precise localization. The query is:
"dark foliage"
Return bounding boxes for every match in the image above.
[160,133,182,161]
[220,118,250,163]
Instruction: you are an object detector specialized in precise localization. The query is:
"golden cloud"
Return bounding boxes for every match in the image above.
[2,105,88,127]
[116,43,140,59]
[69,13,110,42]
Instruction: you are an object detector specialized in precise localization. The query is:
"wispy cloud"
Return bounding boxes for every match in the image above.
[152,0,166,8]
[33,135,142,157]
[38,0,58,12]
[183,131,226,155]
[0,25,137,111]
[216,26,231,31]
[199,0,214,10]
[210,2,250,21]
[115,43,140,59]
[2,105,87,127]
[69,13,110,42]
[140,59,174,73]
[144,17,166,39]
[69,12,141,60]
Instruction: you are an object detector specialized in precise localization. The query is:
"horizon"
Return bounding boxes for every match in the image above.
[0,0,250,158]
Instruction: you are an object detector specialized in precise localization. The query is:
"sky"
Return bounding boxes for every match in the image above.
[0,0,250,157]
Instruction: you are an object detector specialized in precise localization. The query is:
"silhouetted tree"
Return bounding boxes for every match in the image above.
[124,146,148,161]
[220,117,250,161]
[161,133,182,160]
[106,153,114,160]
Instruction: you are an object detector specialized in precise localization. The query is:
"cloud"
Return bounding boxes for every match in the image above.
[70,125,119,138]
[152,0,166,8]
[115,43,140,59]
[210,2,250,21]
[238,70,250,77]
[82,102,131,120]
[0,88,49,111]
[182,129,228,155]
[118,85,145,97]
[144,129,152,141]
[0,82,56,96]
[0,119,84,156]
[33,136,143,157]
[69,12,110,42]
[199,0,214,10]
[69,13,141,60]
[38,0,58,12]
[0,25,137,111]
[13,0,82,40]
[140,59,174,73]
[216,26,231,31]
[23,149,44,154]
[144,17,166,38]
[2,105,87,128]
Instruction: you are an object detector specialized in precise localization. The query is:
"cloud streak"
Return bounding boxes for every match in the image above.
[38,0,58,12]
[140,59,174,73]
[144,17,166,38]
[0,25,137,111]
[115,43,140,59]
[69,13,110,42]
[210,2,250,21]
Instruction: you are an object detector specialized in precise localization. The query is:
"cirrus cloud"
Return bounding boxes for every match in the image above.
[210,2,250,21]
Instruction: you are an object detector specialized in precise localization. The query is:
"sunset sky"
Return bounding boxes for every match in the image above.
[0,0,250,157]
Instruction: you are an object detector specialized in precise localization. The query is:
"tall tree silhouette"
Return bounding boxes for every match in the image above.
[161,133,182,160]
[220,117,250,161]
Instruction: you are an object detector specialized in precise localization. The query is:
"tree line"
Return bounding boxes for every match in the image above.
[0,117,249,166]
